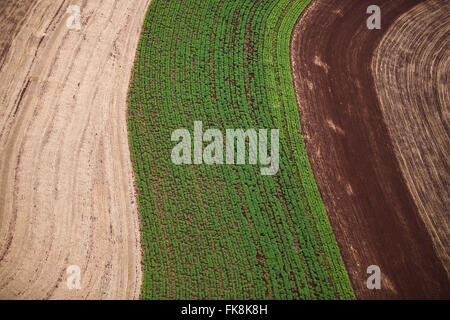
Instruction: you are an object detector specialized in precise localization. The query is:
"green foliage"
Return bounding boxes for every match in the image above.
[128,0,355,299]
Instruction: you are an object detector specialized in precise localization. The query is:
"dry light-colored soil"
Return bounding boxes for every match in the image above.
[372,0,449,273]
[0,0,150,299]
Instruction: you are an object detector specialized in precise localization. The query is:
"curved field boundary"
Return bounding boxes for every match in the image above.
[0,0,150,299]
[372,0,449,272]
[291,0,449,299]
[128,0,354,299]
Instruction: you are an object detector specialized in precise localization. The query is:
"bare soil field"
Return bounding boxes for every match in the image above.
[0,1,34,68]
[0,0,150,299]
[372,0,449,272]
[291,0,449,299]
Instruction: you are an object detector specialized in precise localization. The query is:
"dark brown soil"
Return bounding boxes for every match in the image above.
[290,0,449,299]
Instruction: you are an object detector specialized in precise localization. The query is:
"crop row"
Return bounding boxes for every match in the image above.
[128,0,355,299]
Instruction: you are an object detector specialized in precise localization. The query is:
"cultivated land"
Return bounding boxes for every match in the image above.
[0,0,150,299]
[372,0,449,272]
[1,0,447,301]
[291,0,449,299]
[128,0,354,299]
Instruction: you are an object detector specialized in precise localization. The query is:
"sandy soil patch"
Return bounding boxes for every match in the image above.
[0,0,150,299]
[372,0,449,272]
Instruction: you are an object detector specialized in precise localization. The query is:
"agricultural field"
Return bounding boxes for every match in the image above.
[0,0,150,299]
[291,0,449,299]
[0,0,448,301]
[128,0,354,299]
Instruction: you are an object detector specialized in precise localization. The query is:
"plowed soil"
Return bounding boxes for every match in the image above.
[291,0,449,299]
[0,0,150,299]
[372,0,449,272]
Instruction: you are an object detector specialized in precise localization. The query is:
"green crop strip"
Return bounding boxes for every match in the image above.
[128,0,355,299]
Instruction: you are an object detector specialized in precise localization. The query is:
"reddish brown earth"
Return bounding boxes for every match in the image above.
[291,0,449,299]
